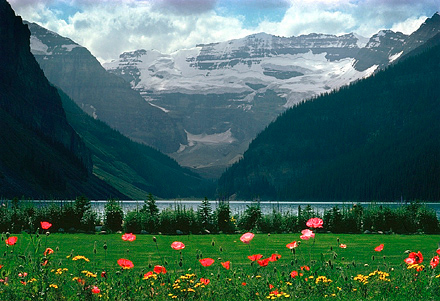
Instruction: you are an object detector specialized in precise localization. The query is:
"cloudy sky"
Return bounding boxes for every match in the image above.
[9,0,440,63]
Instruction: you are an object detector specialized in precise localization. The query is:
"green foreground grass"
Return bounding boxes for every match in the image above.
[2,232,440,300]
[13,233,440,270]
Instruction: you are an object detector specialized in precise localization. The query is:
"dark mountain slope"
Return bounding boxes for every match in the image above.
[58,89,214,199]
[26,21,186,154]
[0,0,124,199]
[218,38,440,201]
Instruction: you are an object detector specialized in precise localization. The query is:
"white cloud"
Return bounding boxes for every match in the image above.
[391,15,430,34]
[9,0,439,63]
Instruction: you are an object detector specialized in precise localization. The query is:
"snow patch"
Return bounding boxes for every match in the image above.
[90,105,98,119]
[61,44,80,52]
[186,129,235,145]
[30,36,51,55]
[389,51,403,63]
[353,33,369,48]
[148,101,170,113]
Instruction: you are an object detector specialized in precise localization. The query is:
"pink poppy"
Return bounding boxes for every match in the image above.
[40,221,52,230]
[91,286,100,294]
[221,261,230,270]
[117,258,134,269]
[430,256,439,268]
[240,232,255,244]
[153,265,167,274]
[286,241,298,249]
[5,236,17,246]
[248,254,263,261]
[300,229,315,240]
[171,241,185,250]
[404,251,423,265]
[257,258,270,267]
[306,217,323,228]
[199,258,215,267]
[121,233,136,242]
[374,244,384,252]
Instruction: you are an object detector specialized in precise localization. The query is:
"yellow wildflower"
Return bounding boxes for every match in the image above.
[72,255,90,262]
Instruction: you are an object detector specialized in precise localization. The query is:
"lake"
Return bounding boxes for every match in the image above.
[83,200,440,217]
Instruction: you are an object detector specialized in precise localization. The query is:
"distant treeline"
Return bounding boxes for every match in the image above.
[1,197,438,235]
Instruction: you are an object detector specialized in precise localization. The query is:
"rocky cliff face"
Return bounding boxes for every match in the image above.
[0,1,91,171]
[0,0,124,198]
[26,22,186,153]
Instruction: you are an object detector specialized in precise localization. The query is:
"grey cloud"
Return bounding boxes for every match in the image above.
[153,0,218,15]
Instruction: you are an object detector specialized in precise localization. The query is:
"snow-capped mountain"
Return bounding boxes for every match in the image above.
[103,27,424,178]
[26,13,440,179]
[105,32,377,99]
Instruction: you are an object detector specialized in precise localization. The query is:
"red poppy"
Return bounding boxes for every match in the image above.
[5,236,17,246]
[44,248,54,256]
[240,232,254,244]
[270,290,279,295]
[248,254,263,261]
[404,251,423,265]
[0,265,2,269]
[374,244,384,252]
[171,241,185,250]
[40,221,52,230]
[101,271,107,278]
[77,278,85,285]
[300,265,310,271]
[199,258,215,267]
[117,258,134,269]
[300,229,315,240]
[290,271,298,278]
[339,244,347,249]
[143,271,155,279]
[121,233,136,242]
[154,265,167,274]
[437,248,440,255]
[241,282,247,286]
[306,217,323,228]
[91,286,100,294]
[430,256,439,268]
[41,260,48,266]
[257,258,270,267]
[286,241,298,249]
[200,278,210,285]
[221,261,230,270]
[268,253,281,262]
[269,284,274,289]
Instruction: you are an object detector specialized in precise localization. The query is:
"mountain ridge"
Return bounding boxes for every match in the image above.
[217,34,440,201]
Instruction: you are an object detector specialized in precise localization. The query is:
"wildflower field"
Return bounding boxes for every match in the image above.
[1,220,440,300]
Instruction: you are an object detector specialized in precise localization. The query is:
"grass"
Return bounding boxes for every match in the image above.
[2,232,440,300]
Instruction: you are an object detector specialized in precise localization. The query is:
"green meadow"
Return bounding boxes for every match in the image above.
[2,232,440,300]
